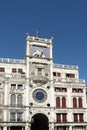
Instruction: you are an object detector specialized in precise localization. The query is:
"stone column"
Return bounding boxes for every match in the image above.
[26,34,30,57]
[69,126,72,130]
[22,127,24,130]
[84,126,87,130]
[8,126,10,130]
[25,34,30,130]
[49,123,54,130]
[25,123,31,130]
[54,126,57,130]
[3,126,7,130]
[50,42,55,108]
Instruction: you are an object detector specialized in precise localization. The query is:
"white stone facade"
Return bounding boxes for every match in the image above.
[0,34,86,130]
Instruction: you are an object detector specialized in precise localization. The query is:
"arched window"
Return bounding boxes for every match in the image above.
[17,94,22,106]
[62,97,66,108]
[56,97,60,108]
[73,98,77,108]
[11,94,16,105]
[78,97,82,108]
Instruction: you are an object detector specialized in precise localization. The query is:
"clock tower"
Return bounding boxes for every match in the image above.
[25,33,55,130]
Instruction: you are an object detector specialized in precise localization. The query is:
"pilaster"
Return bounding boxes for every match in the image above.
[3,126,7,130]
[3,78,8,123]
[69,126,72,130]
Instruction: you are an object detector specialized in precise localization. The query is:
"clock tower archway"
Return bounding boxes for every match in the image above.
[31,113,49,130]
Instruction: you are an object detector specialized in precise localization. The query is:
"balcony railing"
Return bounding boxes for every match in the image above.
[0,72,25,78]
[54,77,85,84]
[10,118,22,122]
[0,58,24,64]
[10,118,16,122]
[53,63,78,70]
[27,35,52,44]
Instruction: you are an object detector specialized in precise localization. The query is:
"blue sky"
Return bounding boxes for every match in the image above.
[0,0,87,82]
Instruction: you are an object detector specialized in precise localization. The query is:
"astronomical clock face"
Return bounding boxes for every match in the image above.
[33,89,47,103]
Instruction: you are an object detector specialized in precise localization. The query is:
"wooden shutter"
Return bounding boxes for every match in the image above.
[0,67,5,72]
[78,98,82,108]
[56,114,61,122]
[73,98,77,108]
[56,97,60,108]
[62,97,66,108]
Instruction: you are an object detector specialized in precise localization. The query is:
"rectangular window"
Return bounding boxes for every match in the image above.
[56,72,61,77]
[0,67,5,72]
[18,84,23,89]
[12,68,17,73]
[79,114,83,122]
[62,88,67,92]
[53,72,56,76]
[72,88,77,93]
[66,73,70,78]
[72,88,83,93]
[10,112,16,121]
[0,83,2,88]
[31,71,35,75]
[55,88,60,92]
[56,114,61,122]
[78,89,83,93]
[18,68,23,73]
[70,74,75,78]
[74,114,78,122]
[11,84,16,89]
[45,73,48,76]
[66,73,75,78]
[62,114,67,122]
[17,112,22,121]
[38,68,42,76]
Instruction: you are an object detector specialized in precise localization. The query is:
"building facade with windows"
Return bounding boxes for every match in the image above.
[0,34,87,130]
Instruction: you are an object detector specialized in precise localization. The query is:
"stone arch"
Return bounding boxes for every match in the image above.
[31,113,49,130]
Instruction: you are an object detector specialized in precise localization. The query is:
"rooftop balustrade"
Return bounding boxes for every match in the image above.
[27,35,53,43]
[54,77,85,84]
[53,63,78,70]
[0,58,24,64]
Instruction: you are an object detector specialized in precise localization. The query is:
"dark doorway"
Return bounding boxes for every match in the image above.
[10,126,22,130]
[31,113,49,130]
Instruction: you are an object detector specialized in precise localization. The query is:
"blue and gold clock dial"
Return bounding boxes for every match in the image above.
[33,89,47,103]
[36,91,44,100]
